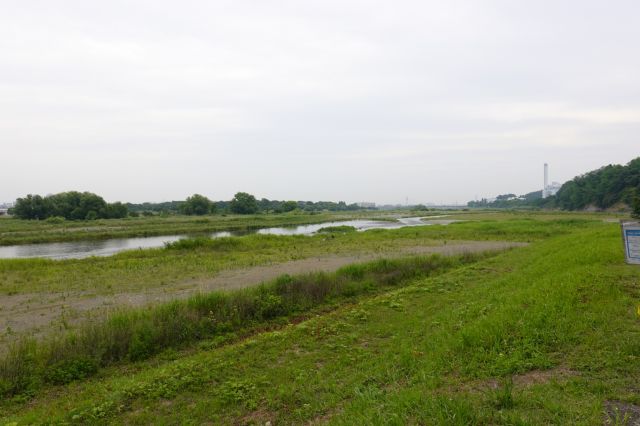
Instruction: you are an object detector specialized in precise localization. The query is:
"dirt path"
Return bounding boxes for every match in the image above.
[0,241,526,345]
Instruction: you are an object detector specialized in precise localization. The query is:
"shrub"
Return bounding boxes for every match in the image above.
[44,357,99,385]
[164,237,241,251]
[256,293,285,319]
[128,323,156,361]
[317,225,357,233]
[164,237,213,250]
[45,216,65,224]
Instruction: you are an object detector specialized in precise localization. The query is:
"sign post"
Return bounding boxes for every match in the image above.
[621,221,640,265]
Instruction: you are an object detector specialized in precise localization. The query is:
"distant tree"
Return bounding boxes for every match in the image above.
[102,202,129,219]
[48,191,107,220]
[467,198,489,208]
[230,192,258,214]
[258,198,273,212]
[523,190,543,201]
[13,191,128,220]
[126,201,183,214]
[281,201,298,212]
[13,194,50,220]
[181,194,213,216]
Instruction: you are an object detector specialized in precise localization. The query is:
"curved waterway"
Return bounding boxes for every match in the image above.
[0,217,454,260]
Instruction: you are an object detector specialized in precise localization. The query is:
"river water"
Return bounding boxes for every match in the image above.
[0,217,452,260]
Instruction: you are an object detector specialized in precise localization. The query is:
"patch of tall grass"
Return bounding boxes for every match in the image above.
[0,251,493,398]
[317,225,357,233]
[163,236,242,251]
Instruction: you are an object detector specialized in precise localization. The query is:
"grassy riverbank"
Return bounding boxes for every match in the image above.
[0,215,593,295]
[0,252,491,399]
[1,209,594,247]
[0,213,638,423]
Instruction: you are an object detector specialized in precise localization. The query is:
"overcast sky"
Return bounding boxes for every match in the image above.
[1,0,639,204]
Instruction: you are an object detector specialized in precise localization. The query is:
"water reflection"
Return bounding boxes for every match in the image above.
[0,235,184,260]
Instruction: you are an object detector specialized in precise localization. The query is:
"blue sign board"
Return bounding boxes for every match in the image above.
[622,222,640,264]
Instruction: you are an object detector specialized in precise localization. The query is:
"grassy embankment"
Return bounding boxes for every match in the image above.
[1,215,638,423]
[0,214,591,295]
[0,252,490,401]
[0,211,396,246]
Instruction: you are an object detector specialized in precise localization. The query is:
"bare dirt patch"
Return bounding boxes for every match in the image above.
[454,366,578,393]
[604,401,640,425]
[238,407,277,426]
[0,241,526,347]
[511,366,577,387]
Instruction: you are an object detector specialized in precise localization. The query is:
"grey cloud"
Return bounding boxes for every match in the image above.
[1,0,639,204]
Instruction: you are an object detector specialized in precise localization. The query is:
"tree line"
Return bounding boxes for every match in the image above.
[127,193,366,216]
[11,191,370,220]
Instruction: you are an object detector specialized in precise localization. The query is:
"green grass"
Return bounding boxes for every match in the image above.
[0,252,490,399]
[317,226,357,233]
[0,215,599,295]
[0,209,615,246]
[1,218,638,424]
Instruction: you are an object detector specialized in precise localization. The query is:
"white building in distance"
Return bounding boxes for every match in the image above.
[357,202,376,208]
[542,163,562,198]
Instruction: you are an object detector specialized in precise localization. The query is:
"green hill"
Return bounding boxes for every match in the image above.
[468,157,640,213]
[554,157,640,211]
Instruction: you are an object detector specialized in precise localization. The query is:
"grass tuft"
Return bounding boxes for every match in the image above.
[164,236,242,251]
[317,225,357,233]
[493,377,515,410]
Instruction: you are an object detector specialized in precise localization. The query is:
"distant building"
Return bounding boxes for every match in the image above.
[378,204,404,210]
[357,202,376,208]
[542,163,562,198]
[0,202,12,216]
[0,201,13,216]
[545,182,562,197]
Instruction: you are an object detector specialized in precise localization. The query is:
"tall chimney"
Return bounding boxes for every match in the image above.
[543,163,549,198]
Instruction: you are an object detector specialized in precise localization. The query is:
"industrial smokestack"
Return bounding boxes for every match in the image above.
[543,163,549,198]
